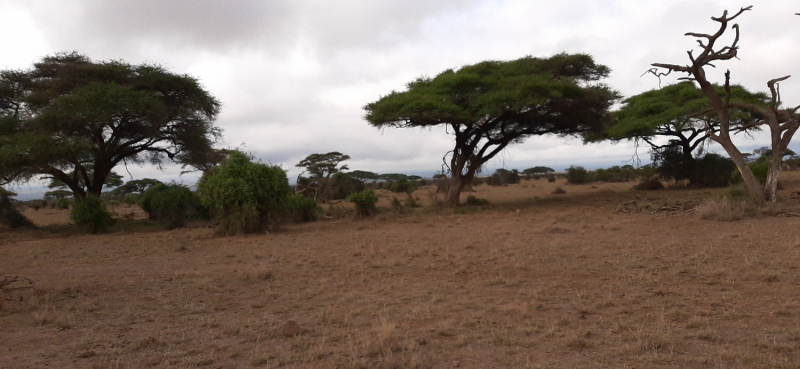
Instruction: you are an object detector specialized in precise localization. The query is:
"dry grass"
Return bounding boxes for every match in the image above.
[2,173,800,368]
[695,197,750,221]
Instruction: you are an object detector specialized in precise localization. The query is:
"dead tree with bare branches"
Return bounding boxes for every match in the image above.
[651,6,800,204]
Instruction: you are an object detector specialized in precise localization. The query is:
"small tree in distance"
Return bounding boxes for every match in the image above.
[295,152,350,202]
[365,53,619,206]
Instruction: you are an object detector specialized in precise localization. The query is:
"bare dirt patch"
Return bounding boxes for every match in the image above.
[3,174,800,368]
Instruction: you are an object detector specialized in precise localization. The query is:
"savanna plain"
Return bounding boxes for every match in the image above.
[2,175,800,369]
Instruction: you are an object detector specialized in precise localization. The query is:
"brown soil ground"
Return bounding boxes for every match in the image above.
[2,175,800,368]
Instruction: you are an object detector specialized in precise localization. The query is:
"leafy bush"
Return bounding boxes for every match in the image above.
[390,178,418,195]
[464,195,490,206]
[347,190,378,218]
[197,151,290,235]
[123,194,140,205]
[692,153,737,188]
[726,185,749,200]
[287,194,319,223]
[57,198,71,209]
[328,172,366,200]
[652,148,736,188]
[71,196,115,233]
[486,169,520,186]
[547,174,556,183]
[566,166,589,184]
[141,184,200,229]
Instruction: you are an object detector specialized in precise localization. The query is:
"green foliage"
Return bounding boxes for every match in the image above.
[566,166,589,184]
[348,170,380,182]
[56,198,71,209]
[0,52,221,199]
[71,196,114,234]
[390,178,418,195]
[364,53,618,205]
[295,152,350,201]
[464,195,490,206]
[0,188,34,229]
[287,194,319,223]
[547,174,556,183]
[110,178,164,199]
[328,172,366,200]
[43,190,73,201]
[198,151,290,235]
[523,166,555,176]
[726,186,749,200]
[653,148,736,187]
[603,82,767,153]
[486,169,520,186]
[347,190,378,218]
[123,194,140,205]
[141,184,199,229]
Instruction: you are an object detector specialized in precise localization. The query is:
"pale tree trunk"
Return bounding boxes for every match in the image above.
[713,137,765,205]
[444,175,465,207]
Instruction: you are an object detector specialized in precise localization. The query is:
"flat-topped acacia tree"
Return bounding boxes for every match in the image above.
[0,52,221,199]
[364,53,619,206]
[604,82,767,163]
[651,6,800,203]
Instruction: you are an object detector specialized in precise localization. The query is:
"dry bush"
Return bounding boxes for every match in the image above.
[695,197,750,221]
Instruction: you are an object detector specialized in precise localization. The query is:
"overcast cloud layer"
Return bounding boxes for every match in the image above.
[2,1,800,197]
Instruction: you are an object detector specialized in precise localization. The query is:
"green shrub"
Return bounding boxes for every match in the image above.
[487,169,520,186]
[71,196,115,234]
[547,174,556,183]
[726,185,749,200]
[464,195,490,206]
[653,148,736,188]
[31,201,42,211]
[56,198,71,209]
[329,172,366,200]
[197,151,290,235]
[123,194,140,205]
[692,153,737,188]
[347,190,378,218]
[566,166,589,184]
[287,194,319,223]
[142,184,199,229]
[390,178,418,195]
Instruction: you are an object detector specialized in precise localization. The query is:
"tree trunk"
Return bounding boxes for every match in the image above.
[763,151,783,203]
[444,175,465,207]
[726,147,764,205]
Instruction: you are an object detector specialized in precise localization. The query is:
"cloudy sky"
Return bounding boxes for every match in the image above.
[2,0,799,196]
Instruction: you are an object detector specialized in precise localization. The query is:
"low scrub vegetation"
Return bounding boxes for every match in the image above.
[347,190,378,218]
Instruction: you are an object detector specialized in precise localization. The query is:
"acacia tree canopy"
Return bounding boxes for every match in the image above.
[365,53,619,206]
[295,152,350,201]
[0,52,221,199]
[606,82,768,159]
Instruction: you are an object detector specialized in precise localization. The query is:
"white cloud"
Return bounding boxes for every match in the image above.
[3,0,800,195]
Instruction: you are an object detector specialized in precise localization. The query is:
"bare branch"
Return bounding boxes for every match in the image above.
[711,6,752,22]
[767,75,791,105]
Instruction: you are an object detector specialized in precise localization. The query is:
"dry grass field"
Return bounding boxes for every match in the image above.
[2,174,800,368]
